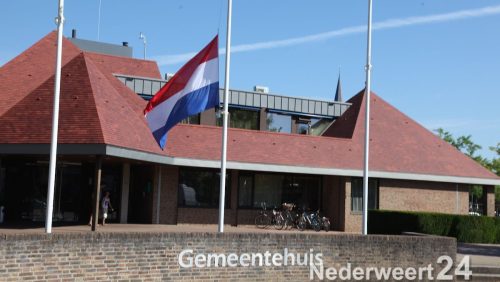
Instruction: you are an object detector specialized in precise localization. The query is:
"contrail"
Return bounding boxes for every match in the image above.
[154,5,500,66]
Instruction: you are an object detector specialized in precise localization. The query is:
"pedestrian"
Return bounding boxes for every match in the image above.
[101,191,113,226]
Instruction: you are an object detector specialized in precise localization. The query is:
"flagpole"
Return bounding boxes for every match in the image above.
[362,0,373,235]
[218,0,232,233]
[45,0,65,234]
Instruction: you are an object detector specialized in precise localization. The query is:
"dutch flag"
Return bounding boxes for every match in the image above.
[144,36,220,149]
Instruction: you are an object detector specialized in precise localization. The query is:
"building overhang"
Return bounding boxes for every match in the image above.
[1,143,499,186]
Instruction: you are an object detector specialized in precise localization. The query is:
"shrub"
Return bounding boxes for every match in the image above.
[369,210,500,244]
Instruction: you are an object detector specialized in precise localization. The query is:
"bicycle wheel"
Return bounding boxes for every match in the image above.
[255,215,270,229]
[322,218,331,232]
[312,219,321,232]
[297,217,307,231]
[273,214,285,230]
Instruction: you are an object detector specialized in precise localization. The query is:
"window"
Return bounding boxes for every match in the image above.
[217,107,259,130]
[178,168,230,208]
[351,178,378,212]
[309,118,331,136]
[238,174,253,207]
[180,114,200,125]
[297,121,310,135]
[238,173,321,210]
[266,112,292,133]
[253,174,284,208]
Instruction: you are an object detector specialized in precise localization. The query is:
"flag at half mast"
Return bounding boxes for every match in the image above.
[144,36,219,149]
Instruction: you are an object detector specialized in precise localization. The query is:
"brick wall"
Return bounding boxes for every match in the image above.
[484,185,495,216]
[344,178,362,233]
[379,179,469,215]
[0,232,456,281]
[153,165,178,225]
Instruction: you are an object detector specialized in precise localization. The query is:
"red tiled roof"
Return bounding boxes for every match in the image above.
[0,32,81,116]
[0,32,498,182]
[322,90,498,179]
[166,90,498,180]
[0,32,164,154]
[166,125,358,169]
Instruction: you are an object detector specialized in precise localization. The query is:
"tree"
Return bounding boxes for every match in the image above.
[435,128,500,205]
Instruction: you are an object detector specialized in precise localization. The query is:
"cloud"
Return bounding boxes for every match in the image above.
[153,4,500,66]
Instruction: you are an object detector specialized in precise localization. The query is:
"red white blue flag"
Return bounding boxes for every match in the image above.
[144,36,219,149]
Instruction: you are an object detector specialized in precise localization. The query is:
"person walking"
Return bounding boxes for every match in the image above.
[101,191,113,226]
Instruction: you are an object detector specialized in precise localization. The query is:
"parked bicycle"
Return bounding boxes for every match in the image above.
[254,202,284,229]
[281,203,300,229]
[297,209,331,232]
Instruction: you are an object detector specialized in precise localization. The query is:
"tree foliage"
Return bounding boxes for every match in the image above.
[435,128,500,203]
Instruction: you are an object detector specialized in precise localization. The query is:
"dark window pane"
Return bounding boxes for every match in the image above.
[178,168,230,208]
[297,122,310,135]
[351,178,378,212]
[253,174,284,208]
[284,175,321,210]
[240,173,321,210]
[180,114,200,125]
[217,108,259,130]
[266,112,291,133]
[238,175,253,207]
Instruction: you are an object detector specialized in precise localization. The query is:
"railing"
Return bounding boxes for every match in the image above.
[114,74,351,118]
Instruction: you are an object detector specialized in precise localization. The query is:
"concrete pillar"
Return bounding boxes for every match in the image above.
[120,163,130,223]
[152,165,164,224]
[230,170,239,226]
[200,108,216,126]
[91,156,103,231]
[291,117,297,134]
[259,108,267,131]
[483,185,495,217]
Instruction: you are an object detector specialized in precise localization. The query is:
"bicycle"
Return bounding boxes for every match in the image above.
[297,209,322,232]
[254,202,284,229]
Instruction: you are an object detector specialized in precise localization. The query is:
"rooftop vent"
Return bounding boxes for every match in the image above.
[254,85,269,94]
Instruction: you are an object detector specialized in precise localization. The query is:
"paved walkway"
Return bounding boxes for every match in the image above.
[457,242,500,267]
[0,223,343,235]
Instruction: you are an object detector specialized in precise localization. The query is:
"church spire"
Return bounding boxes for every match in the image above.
[334,73,343,102]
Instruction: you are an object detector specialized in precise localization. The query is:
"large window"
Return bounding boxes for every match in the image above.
[218,107,259,130]
[310,118,331,136]
[180,114,200,125]
[178,168,230,208]
[351,178,378,212]
[266,112,291,133]
[238,173,321,210]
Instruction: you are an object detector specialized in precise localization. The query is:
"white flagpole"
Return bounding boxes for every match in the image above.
[218,0,232,233]
[362,0,373,235]
[45,0,65,234]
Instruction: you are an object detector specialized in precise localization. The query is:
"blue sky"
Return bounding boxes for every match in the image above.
[1,0,499,158]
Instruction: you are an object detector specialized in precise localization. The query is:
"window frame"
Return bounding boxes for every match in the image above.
[350,178,379,213]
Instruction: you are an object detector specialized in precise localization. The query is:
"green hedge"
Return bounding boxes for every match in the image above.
[368,210,500,244]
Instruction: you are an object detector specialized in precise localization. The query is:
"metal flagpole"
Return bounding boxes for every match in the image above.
[45,0,65,234]
[218,0,232,233]
[139,32,147,60]
[97,0,102,40]
[362,0,373,235]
